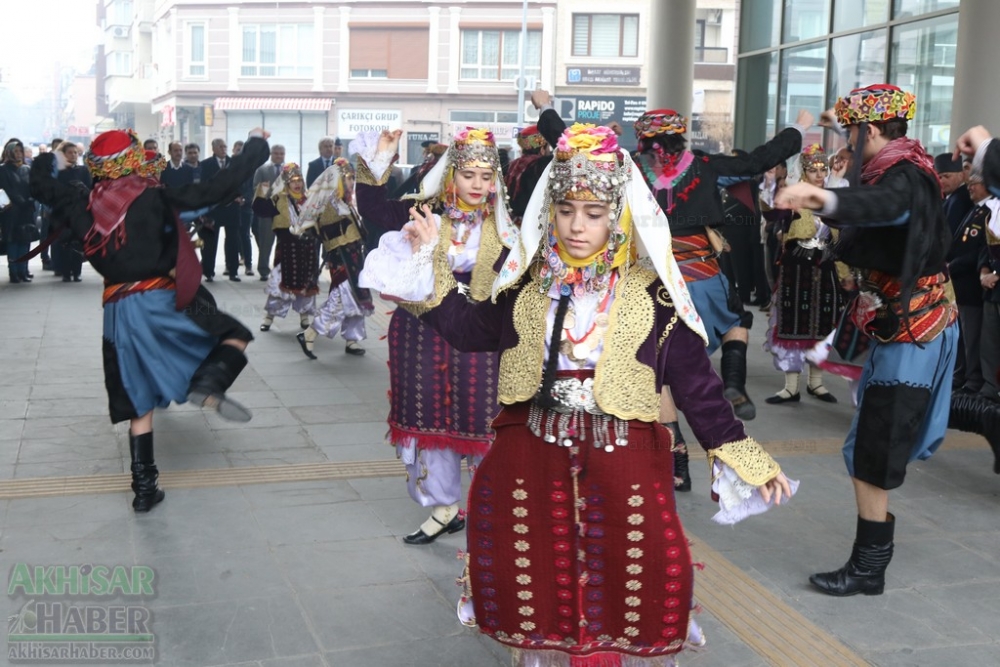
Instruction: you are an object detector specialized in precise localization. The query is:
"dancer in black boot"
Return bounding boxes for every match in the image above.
[779,85,957,596]
[30,127,270,512]
[810,514,894,596]
[187,344,252,422]
[129,431,164,512]
[720,340,755,420]
[948,393,1000,473]
[663,421,691,492]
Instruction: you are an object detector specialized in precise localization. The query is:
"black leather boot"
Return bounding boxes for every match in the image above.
[129,432,164,513]
[949,393,1000,474]
[810,514,894,596]
[720,340,756,421]
[664,421,691,492]
[187,344,252,422]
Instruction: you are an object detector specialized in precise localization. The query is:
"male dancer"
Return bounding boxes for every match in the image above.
[778,85,959,595]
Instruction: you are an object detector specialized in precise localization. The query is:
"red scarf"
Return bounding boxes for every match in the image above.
[861,137,938,186]
[84,175,159,257]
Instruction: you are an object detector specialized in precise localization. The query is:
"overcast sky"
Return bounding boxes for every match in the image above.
[1,2,101,102]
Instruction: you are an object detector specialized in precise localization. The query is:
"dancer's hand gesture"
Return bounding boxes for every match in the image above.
[954,125,992,160]
[775,182,830,211]
[758,472,793,506]
[404,204,438,253]
[377,130,403,154]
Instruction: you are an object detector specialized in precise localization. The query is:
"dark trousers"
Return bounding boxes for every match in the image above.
[239,206,253,269]
[979,302,1000,400]
[61,247,83,279]
[50,240,64,274]
[223,219,241,276]
[956,304,984,392]
[254,216,275,278]
[6,241,29,278]
[199,225,219,278]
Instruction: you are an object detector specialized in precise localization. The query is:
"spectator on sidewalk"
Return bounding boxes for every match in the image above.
[0,138,36,283]
[252,144,285,281]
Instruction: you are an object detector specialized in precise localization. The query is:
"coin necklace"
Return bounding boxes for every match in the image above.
[559,273,617,365]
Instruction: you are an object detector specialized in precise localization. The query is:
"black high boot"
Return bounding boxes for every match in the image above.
[187,344,252,422]
[810,514,894,596]
[664,421,691,492]
[129,432,164,513]
[720,340,756,421]
[949,393,1000,474]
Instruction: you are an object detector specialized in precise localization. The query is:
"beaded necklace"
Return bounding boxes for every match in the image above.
[443,201,489,254]
[539,222,625,298]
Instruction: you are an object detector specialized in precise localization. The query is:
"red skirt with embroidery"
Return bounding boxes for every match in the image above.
[469,399,694,661]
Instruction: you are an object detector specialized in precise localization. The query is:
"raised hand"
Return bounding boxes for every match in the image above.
[818,109,838,130]
[530,89,553,110]
[403,204,438,253]
[795,109,815,130]
[775,182,830,211]
[377,129,403,154]
[954,125,992,160]
[248,127,271,140]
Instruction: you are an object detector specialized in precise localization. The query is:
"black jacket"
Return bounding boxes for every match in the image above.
[947,202,989,306]
[504,108,566,225]
[0,162,36,243]
[943,184,974,236]
[199,155,239,225]
[306,157,335,189]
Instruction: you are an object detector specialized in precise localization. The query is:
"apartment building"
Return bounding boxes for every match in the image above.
[100,0,738,164]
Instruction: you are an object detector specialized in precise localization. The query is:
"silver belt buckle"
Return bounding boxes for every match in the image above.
[549,377,602,415]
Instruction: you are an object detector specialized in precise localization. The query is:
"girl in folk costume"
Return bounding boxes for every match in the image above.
[763,144,847,404]
[386,124,795,666]
[29,128,271,512]
[357,127,515,545]
[294,157,373,359]
[254,163,320,332]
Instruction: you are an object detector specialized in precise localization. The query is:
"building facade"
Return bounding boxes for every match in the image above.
[735,0,960,154]
[100,0,739,165]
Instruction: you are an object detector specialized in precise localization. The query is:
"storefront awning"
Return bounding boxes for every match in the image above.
[213,97,333,112]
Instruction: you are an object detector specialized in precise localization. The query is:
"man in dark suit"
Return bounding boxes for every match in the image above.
[306,137,336,188]
[936,153,973,235]
[160,141,196,188]
[199,138,241,282]
[252,144,285,280]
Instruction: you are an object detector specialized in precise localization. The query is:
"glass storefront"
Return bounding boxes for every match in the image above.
[736,0,959,153]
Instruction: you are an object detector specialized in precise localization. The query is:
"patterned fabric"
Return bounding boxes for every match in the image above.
[386,304,498,456]
[85,175,159,258]
[275,233,321,296]
[861,137,937,185]
[769,246,843,348]
[671,234,719,282]
[853,269,956,344]
[634,109,688,138]
[834,84,916,126]
[468,395,694,661]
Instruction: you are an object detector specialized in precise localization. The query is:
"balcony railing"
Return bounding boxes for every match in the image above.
[695,46,728,63]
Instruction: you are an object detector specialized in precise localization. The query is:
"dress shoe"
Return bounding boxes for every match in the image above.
[205,275,214,283]
[73,276,82,282]
[8,276,21,284]
[229,275,241,282]
[259,274,268,282]
[807,386,838,403]
[223,270,229,276]
[345,341,366,356]
[21,275,32,283]
[245,268,255,277]
[296,332,317,360]
[62,275,71,283]
[403,514,465,545]
[26,273,34,279]
[765,391,801,404]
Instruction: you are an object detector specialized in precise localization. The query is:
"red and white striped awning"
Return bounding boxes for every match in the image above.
[213,97,333,112]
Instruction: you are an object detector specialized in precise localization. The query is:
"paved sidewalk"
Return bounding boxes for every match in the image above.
[1,259,998,667]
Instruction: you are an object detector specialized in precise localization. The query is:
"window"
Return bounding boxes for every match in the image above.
[893,0,959,20]
[241,24,314,78]
[450,110,519,124]
[351,69,388,79]
[740,0,782,52]
[350,28,429,79]
[778,43,826,139]
[572,14,638,58]
[106,51,132,76]
[833,0,890,32]
[889,14,959,154]
[460,30,541,81]
[186,23,206,78]
[783,0,830,43]
[110,0,133,26]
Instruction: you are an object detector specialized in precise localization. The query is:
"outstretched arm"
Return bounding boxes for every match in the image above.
[709,109,812,178]
[355,130,413,232]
